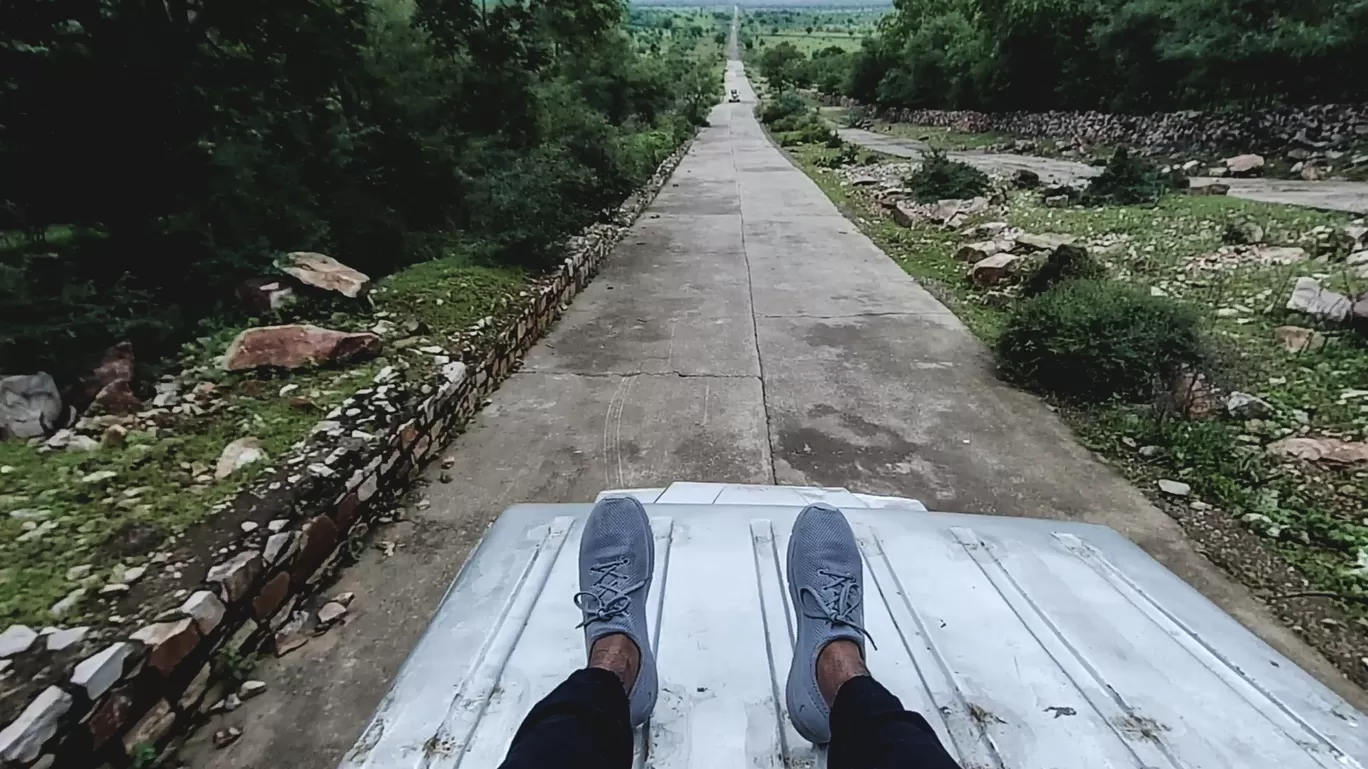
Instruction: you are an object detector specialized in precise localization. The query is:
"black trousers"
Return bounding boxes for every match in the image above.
[498,668,962,768]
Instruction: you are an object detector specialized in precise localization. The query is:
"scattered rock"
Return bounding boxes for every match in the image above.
[44,626,88,652]
[955,240,1011,263]
[1013,232,1076,252]
[222,325,382,372]
[1139,445,1161,458]
[212,693,243,713]
[1207,167,1229,178]
[66,565,92,582]
[206,551,262,603]
[1158,479,1191,497]
[123,566,146,584]
[0,373,63,440]
[282,253,371,299]
[90,380,142,416]
[50,588,85,618]
[213,726,243,749]
[1286,277,1351,322]
[130,618,200,674]
[181,591,226,634]
[79,470,117,484]
[263,532,300,566]
[101,425,127,448]
[1224,220,1264,245]
[0,686,72,763]
[239,680,267,700]
[1187,182,1230,196]
[1300,162,1327,181]
[333,591,355,607]
[0,625,38,657]
[69,341,136,415]
[273,611,311,656]
[1170,371,1219,419]
[970,253,1023,287]
[70,642,133,699]
[1011,169,1040,188]
[215,437,268,480]
[1224,153,1265,177]
[1267,437,1368,466]
[1225,392,1274,419]
[317,602,348,625]
[237,277,296,314]
[1043,194,1069,207]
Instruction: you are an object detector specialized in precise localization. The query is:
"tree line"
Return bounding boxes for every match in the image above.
[756,0,1368,112]
[0,0,720,381]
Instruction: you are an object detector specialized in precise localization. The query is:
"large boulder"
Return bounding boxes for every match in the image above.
[67,342,138,414]
[1223,154,1265,177]
[1013,232,1077,252]
[282,253,371,300]
[970,253,1022,287]
[0,373,63,439]
[222,325,382,371]
[1285,277,1351,322]
[1266,436,1368,466]
[955,240,1012,263]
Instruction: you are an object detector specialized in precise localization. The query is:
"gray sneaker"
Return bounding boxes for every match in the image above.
[575,496,658,727]
[785,503,874,744]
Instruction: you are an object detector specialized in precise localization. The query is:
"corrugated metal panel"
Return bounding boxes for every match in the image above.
[340,495,1368,769]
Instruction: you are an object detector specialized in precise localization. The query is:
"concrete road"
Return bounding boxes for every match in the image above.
[840,126,1368,214]
[182,60,1367,769]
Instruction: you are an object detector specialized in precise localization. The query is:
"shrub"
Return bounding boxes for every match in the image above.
[778,117,837,148]
[905,148,989,202]
[759,91,808,128]
[1079,148,1187,206]
[1018,244,1107,299]
[995,279,1203,404]
[812,144,858,168]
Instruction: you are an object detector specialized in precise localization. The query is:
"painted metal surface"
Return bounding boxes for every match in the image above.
[340,483,1368,769]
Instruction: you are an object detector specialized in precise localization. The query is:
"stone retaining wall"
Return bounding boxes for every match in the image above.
[827,96,1368,154]
[0,141,693,769]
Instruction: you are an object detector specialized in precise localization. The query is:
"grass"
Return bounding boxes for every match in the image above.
[0,256,524,626]
[753,33,863,54]
[787,141,1368,610]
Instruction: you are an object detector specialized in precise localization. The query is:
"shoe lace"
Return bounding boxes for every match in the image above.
[574,558,646,628]
[798,569,877,649]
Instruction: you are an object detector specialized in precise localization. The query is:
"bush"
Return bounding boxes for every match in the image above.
[759,91,808,128]
[812,144,858,168]
[777,117,838,148]
[1018,244,1107,298]
[995,279,1203,404]
[905,148,989,202]
[1079,148,1186,206]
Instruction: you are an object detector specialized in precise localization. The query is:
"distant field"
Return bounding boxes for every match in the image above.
[753,32,863,53]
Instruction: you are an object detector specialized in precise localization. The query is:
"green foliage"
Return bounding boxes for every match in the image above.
[212,646,258,685]
[848,0,1368,111]
[0,0,723,378]
[996,279,1204,404]
[1079,149,1187,206]
[812,145,859,168]
[129,743,159,769]
[905,149,989,203]
[1019,244,1108,298]
[759,91,809,129]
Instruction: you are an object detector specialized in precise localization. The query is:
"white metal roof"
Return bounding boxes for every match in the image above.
[340,483,1368,769]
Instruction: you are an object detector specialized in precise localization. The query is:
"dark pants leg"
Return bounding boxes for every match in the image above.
[828,676,962,769]
[498,668,633,769]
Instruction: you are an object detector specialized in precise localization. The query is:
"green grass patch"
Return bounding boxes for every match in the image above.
[788,142,1368,610]
[0,257,524,626]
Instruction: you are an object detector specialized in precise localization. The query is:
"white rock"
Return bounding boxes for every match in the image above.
[1286,277,1351,322]
[79,470,117,484]
[0,686,72,763]
[317,602,348,624]
[216,437,268,480]
[239,680,267,700]
[98,583,129,595]
[71,642,134,699]
[268,519,288,532]
[180,590,226,634]
[333,591,355,607]
[44,626,88,652]
[1226,392,1274,418]
[1158,479,1191,497]
[263,532,299,566]
[123,566,146,584]
[0,625,38,658]
[49,588,85,618]
[66,564,92,581]
[241,521,259,533]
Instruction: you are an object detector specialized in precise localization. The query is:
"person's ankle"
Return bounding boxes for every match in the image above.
[590,633,641,692]
[816,640,868,706]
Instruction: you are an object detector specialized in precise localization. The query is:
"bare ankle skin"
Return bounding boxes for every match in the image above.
[817,639,869,706]
[590,633,641,692]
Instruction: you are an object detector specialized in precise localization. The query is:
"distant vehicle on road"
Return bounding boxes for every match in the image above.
[729,89,740,103]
